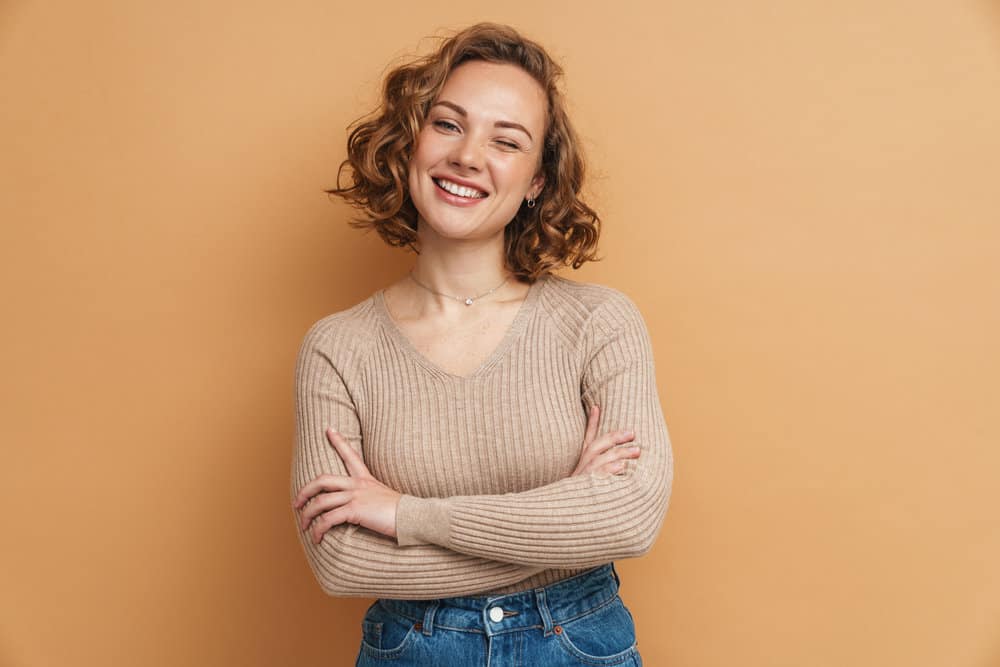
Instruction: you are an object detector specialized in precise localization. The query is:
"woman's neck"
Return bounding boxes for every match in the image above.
[410,225,512,300]
[389,215,537,320]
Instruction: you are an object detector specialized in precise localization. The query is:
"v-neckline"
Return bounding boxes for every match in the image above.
[373,273,549,382]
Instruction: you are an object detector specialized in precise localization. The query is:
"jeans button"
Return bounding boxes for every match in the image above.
[488,606,504,623]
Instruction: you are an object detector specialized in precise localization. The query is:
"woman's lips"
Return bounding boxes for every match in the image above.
[433,178,488,206]
[434,177,488,198]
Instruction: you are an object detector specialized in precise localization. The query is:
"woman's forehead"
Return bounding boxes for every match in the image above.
[434,61,547,131]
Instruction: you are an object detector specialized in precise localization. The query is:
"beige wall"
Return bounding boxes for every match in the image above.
[2,1,998,665]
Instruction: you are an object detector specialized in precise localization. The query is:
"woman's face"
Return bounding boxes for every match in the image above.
[407,60,547,244]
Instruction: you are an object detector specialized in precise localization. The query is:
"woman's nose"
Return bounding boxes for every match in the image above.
[448,134,485,171]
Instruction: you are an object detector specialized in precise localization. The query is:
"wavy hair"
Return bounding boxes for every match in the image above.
[328,23,601,282]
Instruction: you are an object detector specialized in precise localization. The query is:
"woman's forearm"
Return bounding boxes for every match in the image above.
[393,293,674,567]
[292,317,546,597]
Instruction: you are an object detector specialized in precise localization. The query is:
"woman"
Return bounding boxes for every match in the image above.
[290,23,673,666]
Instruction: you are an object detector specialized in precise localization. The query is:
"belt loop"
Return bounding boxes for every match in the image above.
[534,588,555,636]
[421,601,438,636]
[610,562,621,590]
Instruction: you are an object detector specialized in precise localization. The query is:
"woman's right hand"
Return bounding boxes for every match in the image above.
[571,404,640,477]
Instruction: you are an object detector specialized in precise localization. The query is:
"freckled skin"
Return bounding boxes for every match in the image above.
[407,60,547,244]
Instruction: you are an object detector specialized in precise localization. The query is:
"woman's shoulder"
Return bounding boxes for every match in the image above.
[542,273,643,320]
[297,291,382,361]
[542,276,653,372]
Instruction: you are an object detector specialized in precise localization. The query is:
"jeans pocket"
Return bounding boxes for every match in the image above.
[358,601,418,660]
[552,596,639,665]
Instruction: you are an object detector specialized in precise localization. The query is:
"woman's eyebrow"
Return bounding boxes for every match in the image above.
[432,100,534,142]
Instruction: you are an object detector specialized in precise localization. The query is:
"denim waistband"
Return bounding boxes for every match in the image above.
[378,563,621,639]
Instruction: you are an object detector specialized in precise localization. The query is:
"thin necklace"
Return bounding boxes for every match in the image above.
[407,270,509,306]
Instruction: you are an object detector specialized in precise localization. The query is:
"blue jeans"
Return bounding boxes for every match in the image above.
[355,563,642,666]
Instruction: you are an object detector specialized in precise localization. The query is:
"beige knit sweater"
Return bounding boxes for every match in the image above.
[290,273,673,599]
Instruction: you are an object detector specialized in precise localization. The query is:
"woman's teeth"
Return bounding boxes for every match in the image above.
[435,178,487,199]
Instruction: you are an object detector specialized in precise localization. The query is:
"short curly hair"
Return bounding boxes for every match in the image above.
[328,23,601,282]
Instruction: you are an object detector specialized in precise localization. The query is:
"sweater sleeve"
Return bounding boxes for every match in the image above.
[290,318,545,598]
[395,291,674,567]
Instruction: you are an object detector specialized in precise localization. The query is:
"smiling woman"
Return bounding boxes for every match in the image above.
[408,61,547,245]
[327,22,601,280]
[290,22,673,667]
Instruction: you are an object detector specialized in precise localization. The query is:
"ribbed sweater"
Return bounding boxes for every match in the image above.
[290,272,673,599]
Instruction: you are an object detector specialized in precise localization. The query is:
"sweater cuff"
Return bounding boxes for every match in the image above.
[395,495,452,547]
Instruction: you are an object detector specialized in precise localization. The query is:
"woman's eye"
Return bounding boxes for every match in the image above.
[433,119,460,132]
[495,139,520,150]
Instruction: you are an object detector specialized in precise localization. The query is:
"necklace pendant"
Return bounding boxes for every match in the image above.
[464,297,474,306]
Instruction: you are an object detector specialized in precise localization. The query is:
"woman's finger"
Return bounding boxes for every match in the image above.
[326,428,371,478]
[571,426,636,477]
[582,429,635,459]
[602,460,629,475]
[591,445,641,473]
[292,473,352,508]
[298,490,352,529]
[573,426,635,475]
[310,506,350,544]
[576,441,641,477]
[583,404,600,446]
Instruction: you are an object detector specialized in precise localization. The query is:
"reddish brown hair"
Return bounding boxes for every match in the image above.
[328,23,601,282]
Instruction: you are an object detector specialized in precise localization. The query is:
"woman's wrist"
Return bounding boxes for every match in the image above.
[396,495,452,547]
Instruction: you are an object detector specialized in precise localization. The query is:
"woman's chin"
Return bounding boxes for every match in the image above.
[416,219,503,244]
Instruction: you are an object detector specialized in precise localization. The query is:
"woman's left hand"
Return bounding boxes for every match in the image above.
[292,428,401,543]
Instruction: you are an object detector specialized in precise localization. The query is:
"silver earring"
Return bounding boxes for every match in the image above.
[526,196,536,209]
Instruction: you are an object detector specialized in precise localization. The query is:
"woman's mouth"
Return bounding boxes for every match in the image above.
[433,178,488,199]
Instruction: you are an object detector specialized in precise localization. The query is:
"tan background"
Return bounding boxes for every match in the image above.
[2,1,998,665]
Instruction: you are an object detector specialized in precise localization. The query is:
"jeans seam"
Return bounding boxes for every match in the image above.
[553,594,619,626]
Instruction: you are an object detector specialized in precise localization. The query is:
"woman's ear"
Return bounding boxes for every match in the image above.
[529,173,545,199]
